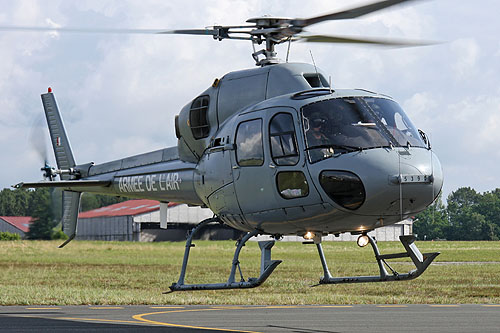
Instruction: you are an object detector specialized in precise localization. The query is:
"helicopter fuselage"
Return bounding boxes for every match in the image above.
[56,63,442,238]
[28,64,443,235]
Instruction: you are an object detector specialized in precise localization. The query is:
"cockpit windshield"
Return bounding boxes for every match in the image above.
[302,97,425,163]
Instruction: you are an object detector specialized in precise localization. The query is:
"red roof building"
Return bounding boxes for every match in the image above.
[76,199,239,242]
[0,216,33,237]
[78,199,178,218]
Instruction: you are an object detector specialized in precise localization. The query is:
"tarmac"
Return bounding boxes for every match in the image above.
[1,304,500,332]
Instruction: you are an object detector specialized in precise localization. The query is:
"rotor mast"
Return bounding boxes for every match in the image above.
[247,16,293,66]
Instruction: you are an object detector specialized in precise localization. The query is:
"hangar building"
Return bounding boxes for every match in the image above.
[0,216,33,238]
[77,199,243,241]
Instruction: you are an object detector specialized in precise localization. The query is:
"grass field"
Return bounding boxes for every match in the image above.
[0,240,499,305]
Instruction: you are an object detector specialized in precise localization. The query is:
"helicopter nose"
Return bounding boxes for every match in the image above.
[317,148,442,217]
[379,148,443,216]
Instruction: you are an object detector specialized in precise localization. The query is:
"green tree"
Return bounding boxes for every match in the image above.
[0,188,30,216]
[446,187,499,240]
[475,190,500,237]
[413,195,449,240]
[25,188,56,240]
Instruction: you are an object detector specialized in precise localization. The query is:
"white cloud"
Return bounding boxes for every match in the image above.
[450,38,479,79]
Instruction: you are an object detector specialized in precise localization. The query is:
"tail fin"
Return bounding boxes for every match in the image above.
[59,191,82,248]
[41,88,81,246]
[41,88,76,179]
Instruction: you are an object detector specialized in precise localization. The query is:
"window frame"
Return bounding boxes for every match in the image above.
[276,171,310,199]
[235,118,264,167]
[268,112,300,166]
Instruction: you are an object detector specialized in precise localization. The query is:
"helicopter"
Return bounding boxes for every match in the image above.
[13,0,443,292]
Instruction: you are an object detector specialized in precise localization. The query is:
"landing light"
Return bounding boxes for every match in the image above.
[357,235,370,247]
[303,231,315,240]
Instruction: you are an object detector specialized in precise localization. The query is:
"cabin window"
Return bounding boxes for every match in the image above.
[269,113,299,166]
[235,119,264,166]
[189,95,210,139]
[276,171,309,199]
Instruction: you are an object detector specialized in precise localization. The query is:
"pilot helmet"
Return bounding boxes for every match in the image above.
[310,112,327,129]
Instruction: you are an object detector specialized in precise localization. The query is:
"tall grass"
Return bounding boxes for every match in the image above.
[0,240,499,305]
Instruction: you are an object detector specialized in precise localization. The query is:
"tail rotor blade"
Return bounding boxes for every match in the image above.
[29,114,50,166]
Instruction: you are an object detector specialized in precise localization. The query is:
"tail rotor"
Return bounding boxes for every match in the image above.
[29,114,57,181]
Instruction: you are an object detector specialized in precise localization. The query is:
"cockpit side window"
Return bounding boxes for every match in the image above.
[235,119,264,166]
[301,97,426,163]
[364,98,425,148]
[269,113,299,166]
[189,96,210,139]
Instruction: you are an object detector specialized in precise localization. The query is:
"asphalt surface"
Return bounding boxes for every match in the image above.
[1,304,499,332]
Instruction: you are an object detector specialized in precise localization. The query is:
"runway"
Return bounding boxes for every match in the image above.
[1,304,499,332]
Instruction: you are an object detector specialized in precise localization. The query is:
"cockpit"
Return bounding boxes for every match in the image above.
[302,97,426,163]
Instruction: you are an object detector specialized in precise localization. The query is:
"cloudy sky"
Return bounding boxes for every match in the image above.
[0,0,498,201]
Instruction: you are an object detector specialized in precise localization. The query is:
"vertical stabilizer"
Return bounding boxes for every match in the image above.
[41,89,76,179]
[41,88,81,247]
[58,190,81,248]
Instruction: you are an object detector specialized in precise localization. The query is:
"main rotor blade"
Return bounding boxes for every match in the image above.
[159,29,218,36]
[294,0,418,27]
[299,34,436,47]
[0,26,173,34]
[0,25,255,38]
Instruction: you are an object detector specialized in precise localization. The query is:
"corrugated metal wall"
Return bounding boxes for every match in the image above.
[76,216,138,241]
[0,219,25,237]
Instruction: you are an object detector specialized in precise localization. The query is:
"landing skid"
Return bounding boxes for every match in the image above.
[167,218,282,292]
[316,234,439,284]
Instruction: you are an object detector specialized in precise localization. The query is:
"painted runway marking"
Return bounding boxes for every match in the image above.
[429,305,460,307]
[25,307,61,310]
[57,317,147,325]
[89,306,124,310]
[316,305,353,308]
[149,306,185,309]
[133,308,263,333]
[481,304,500,307]
[377,305,408,308]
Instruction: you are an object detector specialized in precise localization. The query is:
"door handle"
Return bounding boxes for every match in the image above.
[268,163,276,169]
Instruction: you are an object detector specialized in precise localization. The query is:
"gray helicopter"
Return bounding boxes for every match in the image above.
[14,0,443,292]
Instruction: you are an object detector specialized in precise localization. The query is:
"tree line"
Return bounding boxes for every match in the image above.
[414,187,500,240]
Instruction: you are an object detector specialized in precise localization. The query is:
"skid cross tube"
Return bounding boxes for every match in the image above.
[317,234,439,285]
[168,220,281,292]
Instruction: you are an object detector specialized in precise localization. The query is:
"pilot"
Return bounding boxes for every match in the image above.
[307,113,333,161]
[308,113,329,144]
